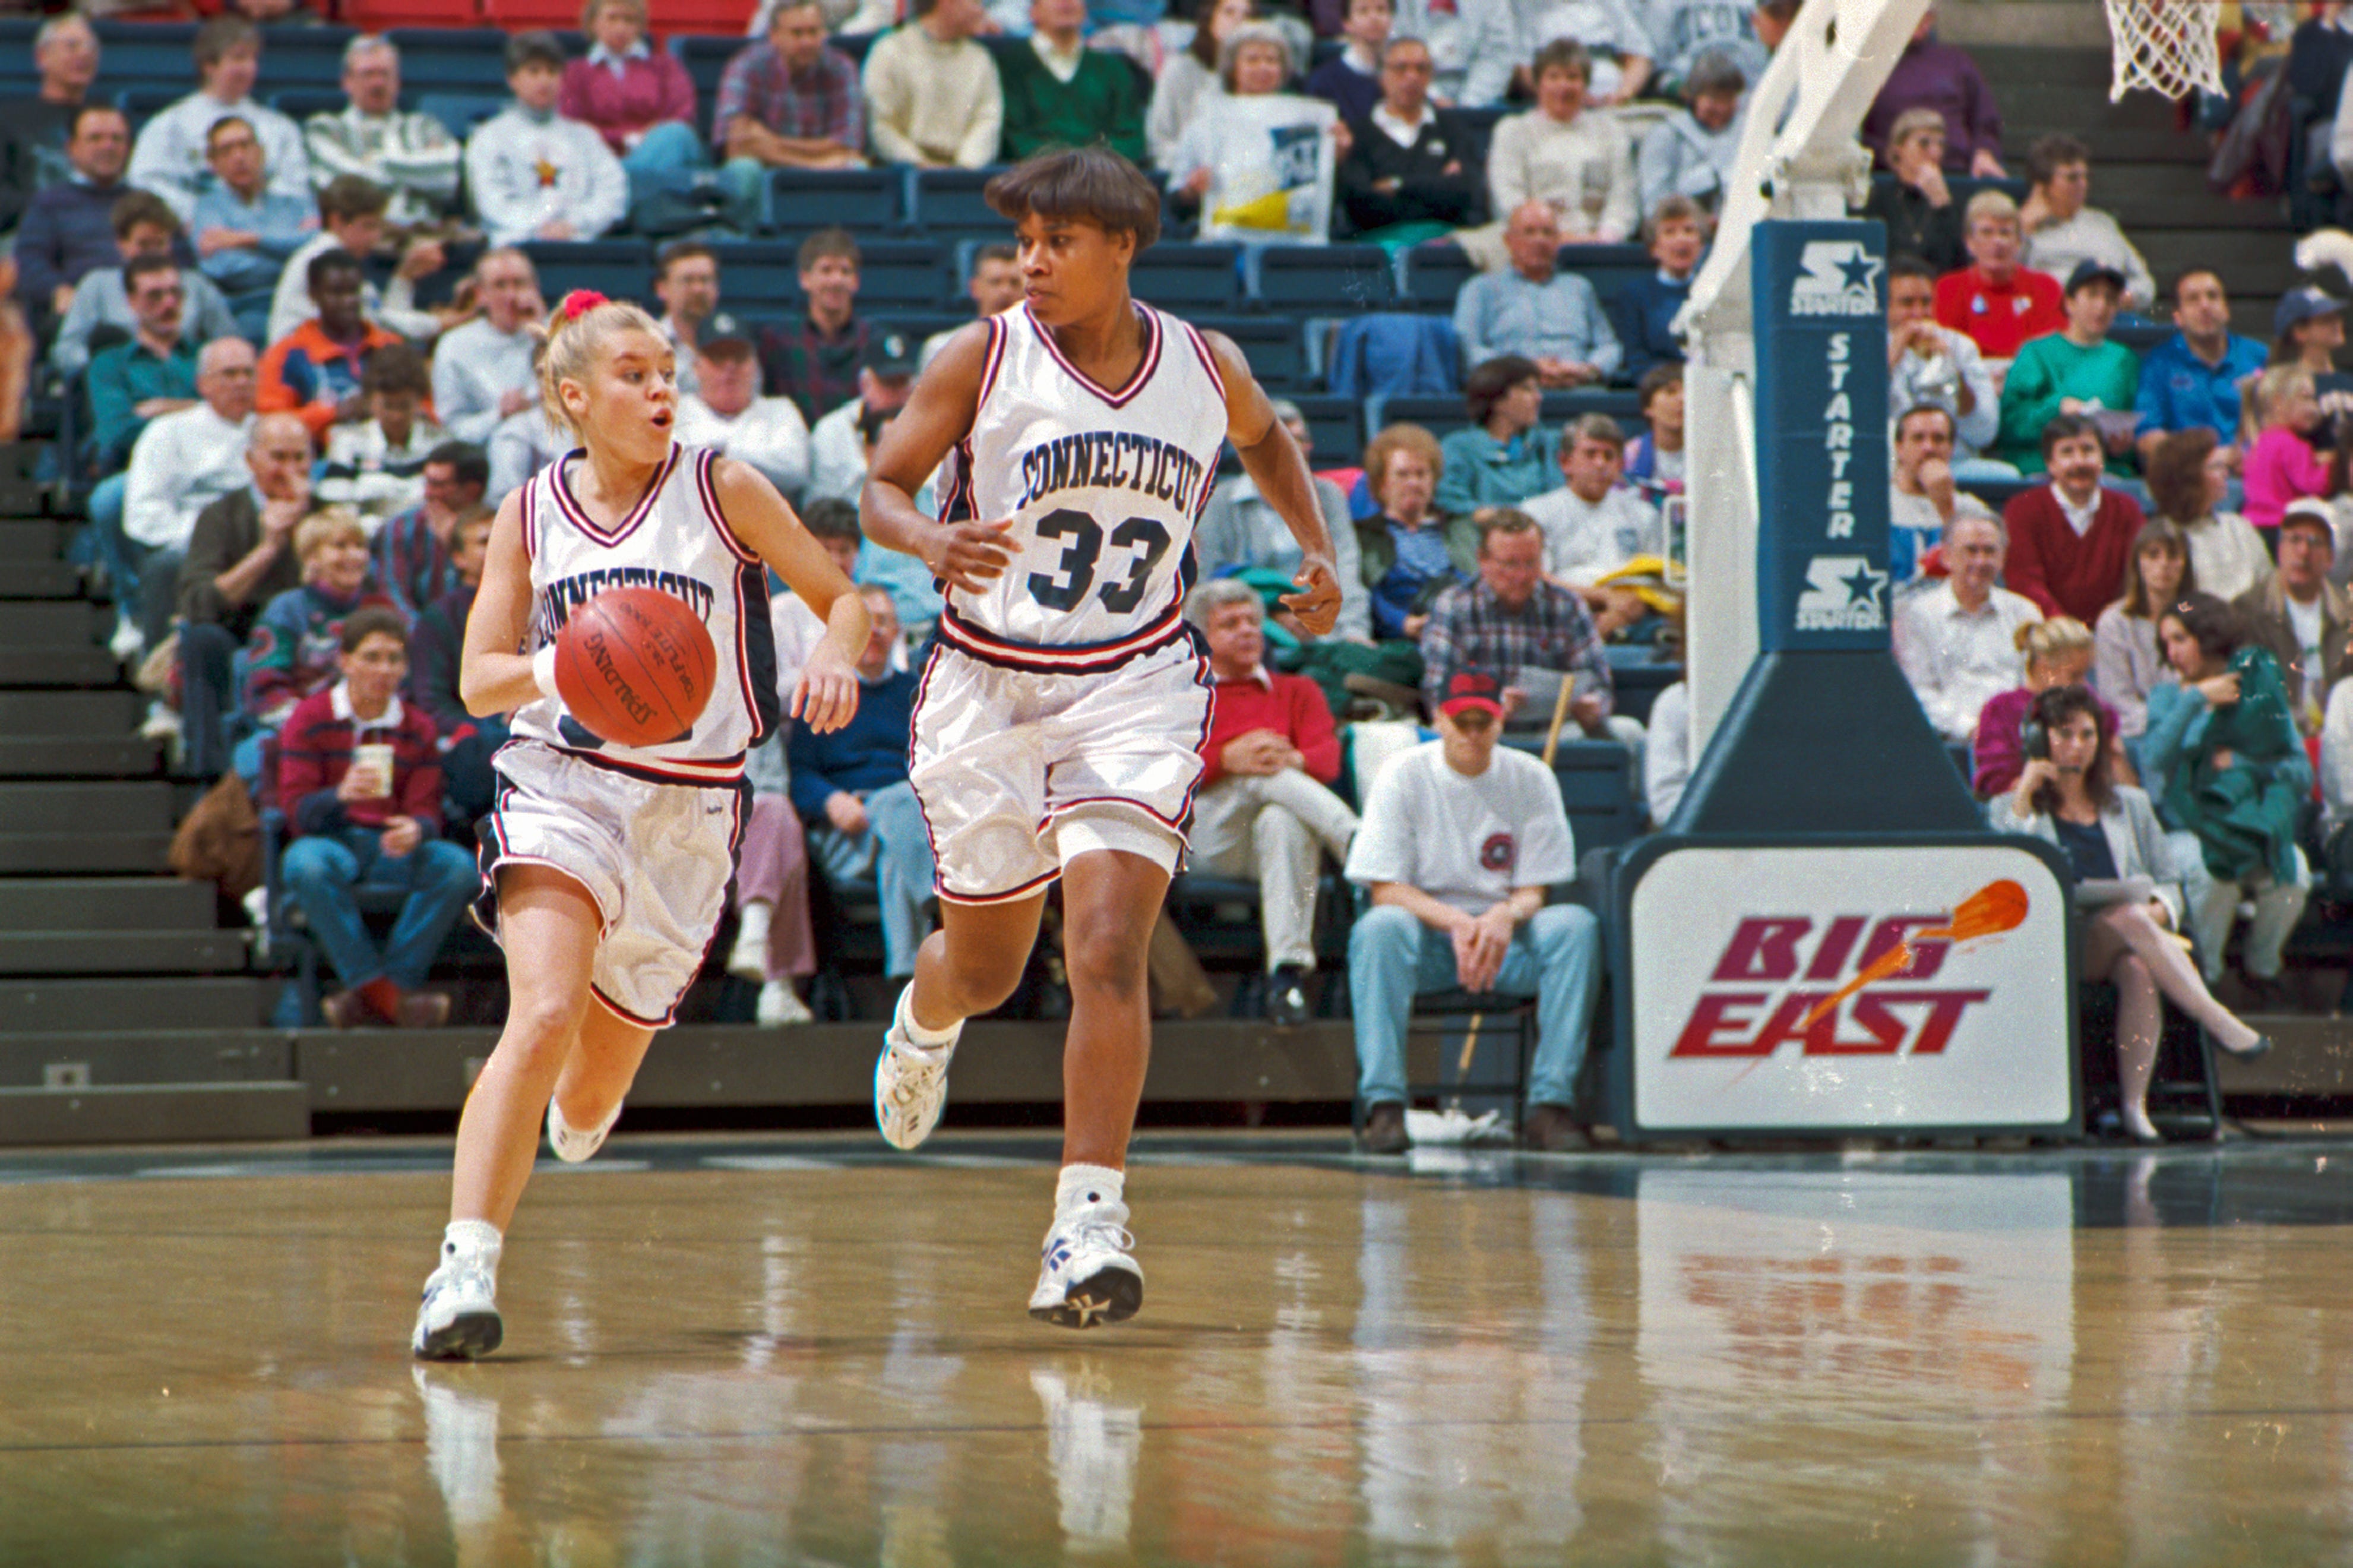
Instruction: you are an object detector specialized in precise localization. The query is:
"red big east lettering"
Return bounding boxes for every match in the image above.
[1671,915,1993,1058]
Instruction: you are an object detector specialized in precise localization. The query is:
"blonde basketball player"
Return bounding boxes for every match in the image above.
[412,291,867,1359]
[862,148,1342,1328]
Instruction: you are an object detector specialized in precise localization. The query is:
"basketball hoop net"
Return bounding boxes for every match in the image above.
[2103,0,2224,102]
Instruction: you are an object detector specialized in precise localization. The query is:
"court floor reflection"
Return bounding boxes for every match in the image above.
[5,1137,2353,1563]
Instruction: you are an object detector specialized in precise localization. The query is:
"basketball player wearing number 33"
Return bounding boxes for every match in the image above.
[861,147,1344,1329]
[410,291,869,1360]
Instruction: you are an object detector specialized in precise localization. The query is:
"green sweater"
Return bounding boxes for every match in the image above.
[997,43,1147,165]
[1996,333,2141,475]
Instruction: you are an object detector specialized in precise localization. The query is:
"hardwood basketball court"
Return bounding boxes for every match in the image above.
[5,1131,2352,1563]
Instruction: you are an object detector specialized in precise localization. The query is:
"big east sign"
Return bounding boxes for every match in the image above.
[1676,915,1991,1058]
[1627,846,2073,1133]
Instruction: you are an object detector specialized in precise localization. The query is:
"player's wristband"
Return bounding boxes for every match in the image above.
[531,645,561,703]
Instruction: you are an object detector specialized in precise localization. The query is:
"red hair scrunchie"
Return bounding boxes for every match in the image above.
[559,289,608,320]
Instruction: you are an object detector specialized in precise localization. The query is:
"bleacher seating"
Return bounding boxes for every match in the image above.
[908,167,1009,238]
[1128,244,1242,310]
[760,168,906,236]
[519,238,653,303]
[1255,244,1395,312]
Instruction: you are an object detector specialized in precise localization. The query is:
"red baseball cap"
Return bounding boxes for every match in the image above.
[1440,669,1505,718]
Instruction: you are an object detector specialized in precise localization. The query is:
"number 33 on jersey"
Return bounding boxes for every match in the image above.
[936,303,1230,663]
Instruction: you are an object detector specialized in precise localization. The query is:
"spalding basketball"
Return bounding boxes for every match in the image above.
[552,587,718,750]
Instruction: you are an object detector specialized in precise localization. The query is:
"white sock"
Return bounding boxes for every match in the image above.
[1057,1164,1125,1213]
[897,984,962,1051]
[442,1219,502,1271]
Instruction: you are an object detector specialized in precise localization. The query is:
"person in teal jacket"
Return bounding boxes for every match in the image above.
[2142,591,2311,995]
[1996,261,2142,475]
[1435,355,1556,514]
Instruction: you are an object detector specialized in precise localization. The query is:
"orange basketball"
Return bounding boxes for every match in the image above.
[552,587,718,750]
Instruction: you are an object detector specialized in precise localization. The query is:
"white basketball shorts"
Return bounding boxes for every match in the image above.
[908,633,1213,904]
[473,739,745,1028]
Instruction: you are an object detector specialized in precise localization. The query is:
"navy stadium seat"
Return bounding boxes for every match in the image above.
[667,34,745,137]
[1132,243,1244,309]
[910,167,1011,238]
[519,239,655,306]
[1368,394,1471,442]
[1254,244,1395,311]
[1196,315,1307,391]
[1541,389,1643,424]
[1557,244,1652,311]
[91,21,198,83]
[1290,394,1365,469]
[387,30,517,91]
[703,241,802,312]
[265,88,349,122]
[760,167,905,234]
[416,93,508,143]
[1400,243,1476,309]
[258,29,359,86]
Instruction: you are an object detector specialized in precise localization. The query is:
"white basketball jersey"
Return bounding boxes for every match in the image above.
[937,302,1229,668]
[511,442,779,783]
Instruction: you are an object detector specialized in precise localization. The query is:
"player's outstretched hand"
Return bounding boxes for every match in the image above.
[1282,554,1343,637]
[923,517,1017,596]
[793,641,862,735]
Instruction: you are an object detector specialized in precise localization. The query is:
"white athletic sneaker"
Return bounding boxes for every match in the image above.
[756,978,813,1026]
[108,616,144,665]
[413,1256,503,1360]
[726,902,772,982]
[1028,1200,1143,1329]
[546,1096,619,1163]
[874,988,955,1150]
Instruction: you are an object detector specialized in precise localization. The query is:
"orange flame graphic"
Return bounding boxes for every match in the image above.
[1795,879,2029,1032]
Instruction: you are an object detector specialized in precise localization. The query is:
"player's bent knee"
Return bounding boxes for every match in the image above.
[1064,923,1150,995]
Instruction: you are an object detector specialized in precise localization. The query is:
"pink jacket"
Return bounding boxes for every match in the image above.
[2242,426,2330,530]
[559,50,697,153]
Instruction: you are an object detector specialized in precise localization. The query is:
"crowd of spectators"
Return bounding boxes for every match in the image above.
[4,0,2351,1143]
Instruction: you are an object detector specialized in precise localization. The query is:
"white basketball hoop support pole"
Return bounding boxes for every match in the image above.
[1675,0,1931,756]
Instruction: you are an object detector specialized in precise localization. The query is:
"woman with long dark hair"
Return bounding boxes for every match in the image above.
[2091,516,2193,748]
[2145,592,2313,997]
[1991,684,2269,1141]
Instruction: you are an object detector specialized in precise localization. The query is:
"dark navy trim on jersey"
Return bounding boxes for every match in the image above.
[936,599,1188,674]
[548,442,680,548]
[1024,301,1163,409]
[691,445,761,565]
[739,562,780,744]
[552,743,748,786]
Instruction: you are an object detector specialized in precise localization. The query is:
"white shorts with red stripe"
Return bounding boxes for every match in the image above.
[907,631,1213,904]
[473,738,745,1028]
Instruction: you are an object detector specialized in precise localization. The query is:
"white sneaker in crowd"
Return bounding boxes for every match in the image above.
[756,979,812,1026]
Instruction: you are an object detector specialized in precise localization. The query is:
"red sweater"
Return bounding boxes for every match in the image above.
[2000,483,2146,625]
[277,684,443,836]
[1198,667,1341,788]
[1934,265,2065,360]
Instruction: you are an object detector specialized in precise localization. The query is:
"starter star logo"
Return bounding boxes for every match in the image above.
[1793,554,1887,631]
[1789,241,1882,317]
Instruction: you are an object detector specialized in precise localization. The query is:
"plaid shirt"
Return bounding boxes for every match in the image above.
[759,312,872,424]
[713,42,865,155]
[1418,578,1612,718]
[371,507,458,622]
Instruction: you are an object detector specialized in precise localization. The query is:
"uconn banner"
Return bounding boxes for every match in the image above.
[1750,221,1892,652]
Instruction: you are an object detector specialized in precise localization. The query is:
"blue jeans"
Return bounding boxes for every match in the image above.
[178,621,241,779]
[622,120,707,177]
[808,779,936,978]
[1347,902,1602,1109]
[87,475,178,646]
[281,828,476,992]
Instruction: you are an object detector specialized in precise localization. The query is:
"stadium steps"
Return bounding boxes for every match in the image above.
[1972,42,2294,325]
[0,443,279,1147]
